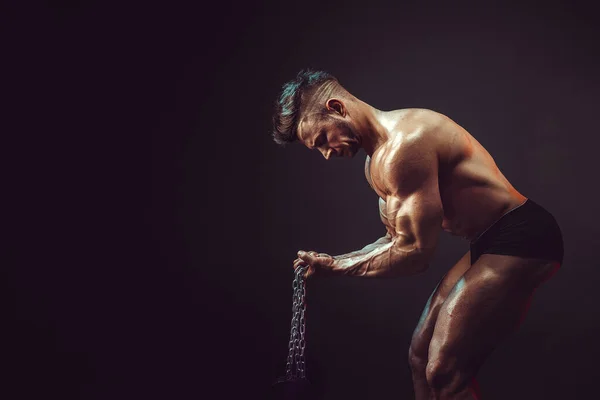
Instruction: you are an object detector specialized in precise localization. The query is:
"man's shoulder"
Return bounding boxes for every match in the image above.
[392,108,455,149]
[392,108,448,132]
[385,125,439,158]
[374,123,443,180]
[371,108,455,168]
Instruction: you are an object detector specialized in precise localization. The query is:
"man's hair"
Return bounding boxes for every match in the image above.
[272,69,338,145]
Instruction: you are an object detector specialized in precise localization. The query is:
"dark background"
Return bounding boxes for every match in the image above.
[5,1,600,399]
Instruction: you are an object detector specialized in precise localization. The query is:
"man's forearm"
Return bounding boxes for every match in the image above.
[331,236,428,278]
[333,235,392,260]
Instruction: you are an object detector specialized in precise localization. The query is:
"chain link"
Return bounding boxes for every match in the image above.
[283,266,308,381]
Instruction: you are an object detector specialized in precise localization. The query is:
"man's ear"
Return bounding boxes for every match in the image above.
[326,98,346,117]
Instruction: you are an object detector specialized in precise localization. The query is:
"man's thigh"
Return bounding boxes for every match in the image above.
[428,253,557,373]
[412,251,472,342]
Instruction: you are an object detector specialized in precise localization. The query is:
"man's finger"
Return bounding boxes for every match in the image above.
[297,251,315,265]
[293,258,307,270]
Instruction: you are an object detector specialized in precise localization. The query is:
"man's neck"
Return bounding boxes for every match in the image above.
[354,102,391,157]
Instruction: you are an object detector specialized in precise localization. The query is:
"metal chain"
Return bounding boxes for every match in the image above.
[283,266,308,381]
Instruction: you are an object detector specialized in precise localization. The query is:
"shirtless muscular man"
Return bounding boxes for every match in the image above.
[271,70,563,400]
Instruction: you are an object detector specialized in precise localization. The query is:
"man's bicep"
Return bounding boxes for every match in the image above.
[389,186,443,253]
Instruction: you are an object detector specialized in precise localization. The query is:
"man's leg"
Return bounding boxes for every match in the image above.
[425,254,560,399]
[409,251,472,400]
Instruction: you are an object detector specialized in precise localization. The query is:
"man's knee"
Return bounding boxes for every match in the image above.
[426,355,470,395]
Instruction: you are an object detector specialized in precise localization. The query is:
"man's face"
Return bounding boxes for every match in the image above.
[297,113,361,160]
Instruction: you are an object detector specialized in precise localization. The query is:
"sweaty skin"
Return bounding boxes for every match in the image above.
[291,102,559,399]
[295,108,526,278]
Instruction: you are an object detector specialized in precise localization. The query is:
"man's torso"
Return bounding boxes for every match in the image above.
[365,108,527,241]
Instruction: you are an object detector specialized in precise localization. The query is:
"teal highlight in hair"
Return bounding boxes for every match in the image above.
[272,69,336,145]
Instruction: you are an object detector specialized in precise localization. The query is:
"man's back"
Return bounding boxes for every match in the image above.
[366,108,527,241]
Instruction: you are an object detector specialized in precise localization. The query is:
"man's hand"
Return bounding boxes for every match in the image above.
[293,250,335,279]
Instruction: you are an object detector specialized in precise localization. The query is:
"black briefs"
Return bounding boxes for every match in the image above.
[469,199,564,266]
